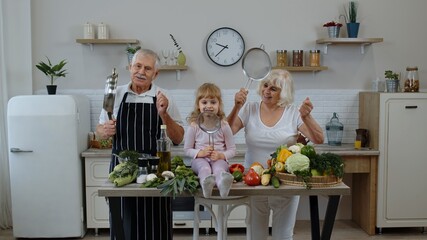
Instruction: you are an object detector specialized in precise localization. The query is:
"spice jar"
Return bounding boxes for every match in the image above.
[404,67,419,92]
[276,50,287,67]
[309,50,321,67]
[292,50,303,67]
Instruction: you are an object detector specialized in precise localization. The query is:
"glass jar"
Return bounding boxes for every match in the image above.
[276,50,287,67]
[292,50,303,67]
[404,67,419,92]
[309,50,321,67]
[325,112,344,146]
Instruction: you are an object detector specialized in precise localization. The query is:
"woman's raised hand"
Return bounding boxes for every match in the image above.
[235,88,248,107]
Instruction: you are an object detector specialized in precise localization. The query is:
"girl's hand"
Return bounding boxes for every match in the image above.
[210,151,225,161]
[197,146,213,158]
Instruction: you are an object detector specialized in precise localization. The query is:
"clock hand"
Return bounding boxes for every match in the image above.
[215,45,228,57]
[216,43,229,49]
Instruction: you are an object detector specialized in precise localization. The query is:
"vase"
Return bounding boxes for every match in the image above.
[177,51,186,66]
[327,26,341,38]
[347,22,360,38]
[385,79,400,93]
[46,85,57,95]
[127,53,134,66]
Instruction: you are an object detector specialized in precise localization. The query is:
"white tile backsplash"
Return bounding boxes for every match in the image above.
[52,88,362,144]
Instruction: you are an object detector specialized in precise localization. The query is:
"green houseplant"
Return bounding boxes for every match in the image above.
[384,70,400,92]
[36,57,67,94]
[342,1,359,38]
[126,45,141,66]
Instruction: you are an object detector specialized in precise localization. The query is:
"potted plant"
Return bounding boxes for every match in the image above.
[342,1,359,38]
[36,57,67,95]
[323,21,343,38]
[384,70,400,92]
[126,45,141,66]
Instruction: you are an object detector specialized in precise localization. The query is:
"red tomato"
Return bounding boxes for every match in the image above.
[229,163,245,174]
[244,169,261,186]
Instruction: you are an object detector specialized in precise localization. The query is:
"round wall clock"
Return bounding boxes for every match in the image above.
[206,27,245,67]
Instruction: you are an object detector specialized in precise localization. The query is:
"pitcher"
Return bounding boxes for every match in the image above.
[355,129,369,148]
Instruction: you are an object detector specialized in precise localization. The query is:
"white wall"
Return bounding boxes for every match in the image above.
[22,0,427,93]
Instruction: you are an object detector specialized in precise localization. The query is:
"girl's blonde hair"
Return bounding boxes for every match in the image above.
[187,83,226,124]
[257,69,295,107]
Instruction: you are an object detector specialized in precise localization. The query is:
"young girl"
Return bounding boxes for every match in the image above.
[184,83,236,198]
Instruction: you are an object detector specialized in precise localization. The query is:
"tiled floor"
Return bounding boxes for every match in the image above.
[0,220,427,240]
[1,220,426,240]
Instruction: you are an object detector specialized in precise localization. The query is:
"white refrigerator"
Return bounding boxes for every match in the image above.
[7,95,90,238]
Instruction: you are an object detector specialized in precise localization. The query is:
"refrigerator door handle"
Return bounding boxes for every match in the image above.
[10,147,33,153]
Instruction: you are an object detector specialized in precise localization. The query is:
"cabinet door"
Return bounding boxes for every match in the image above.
[85,158,110,186]
[385,99,427,219]
[86,186,110,228]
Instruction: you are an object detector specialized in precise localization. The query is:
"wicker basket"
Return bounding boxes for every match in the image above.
[276,172,342,188]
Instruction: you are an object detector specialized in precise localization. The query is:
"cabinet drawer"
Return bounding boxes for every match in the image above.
[86,186,110,229]
[85,158,110,186]
[173,220,211,229]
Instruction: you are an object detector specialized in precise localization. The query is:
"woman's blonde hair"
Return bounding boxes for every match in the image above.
[187,83,226,124]
[257,69,294,107]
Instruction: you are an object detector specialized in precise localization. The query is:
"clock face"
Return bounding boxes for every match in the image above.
[206,27,245,67]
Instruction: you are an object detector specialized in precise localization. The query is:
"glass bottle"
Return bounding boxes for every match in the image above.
[157,124,171,175]
[325,112,344,146]
[136,157,149,183]
[404,67,419,92]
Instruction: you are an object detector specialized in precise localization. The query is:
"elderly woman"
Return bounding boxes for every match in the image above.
[227,69,324,240]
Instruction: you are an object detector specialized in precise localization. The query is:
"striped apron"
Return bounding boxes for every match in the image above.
[109,92,172,240]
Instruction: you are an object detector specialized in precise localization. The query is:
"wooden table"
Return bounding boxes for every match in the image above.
[317,149,379,235]
[99,182,350,240]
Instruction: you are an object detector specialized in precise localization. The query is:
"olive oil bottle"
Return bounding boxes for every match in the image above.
[156,124,171,175]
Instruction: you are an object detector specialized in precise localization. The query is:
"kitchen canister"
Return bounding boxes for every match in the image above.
[83,22,95,39]
[276,50,287,67]
[97,22,109,39]
[309,50,321,67]
[292,50,303,67]
[404,66,419,92]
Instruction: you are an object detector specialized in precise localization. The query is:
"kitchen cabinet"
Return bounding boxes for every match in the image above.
[359,92,427,232]
[316,38,383,54]
[84,156,111,234]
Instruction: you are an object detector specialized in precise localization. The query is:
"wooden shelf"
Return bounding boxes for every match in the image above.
[76,39,139,44]
[159,65,188,80]
[76,39,139,50]
[272,66,328,72]
[316,38,383,54]
[159,65,188,71]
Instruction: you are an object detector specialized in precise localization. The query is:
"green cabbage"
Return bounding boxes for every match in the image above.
[285,153,310,174]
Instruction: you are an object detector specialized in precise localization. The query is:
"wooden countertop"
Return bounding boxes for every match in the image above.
[81,143,379,159]
[98,181,351,198]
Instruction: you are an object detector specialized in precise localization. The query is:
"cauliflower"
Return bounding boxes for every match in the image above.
[288,144,301,154]
[285,153,310,174]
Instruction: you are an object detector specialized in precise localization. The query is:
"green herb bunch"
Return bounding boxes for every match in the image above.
[157,156,199,198]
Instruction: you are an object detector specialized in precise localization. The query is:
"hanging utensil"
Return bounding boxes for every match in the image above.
[242,44,272,89]
[103,68,118,120]
[197,112,221,150]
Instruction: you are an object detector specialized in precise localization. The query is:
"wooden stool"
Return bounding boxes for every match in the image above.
[193,196,251,240]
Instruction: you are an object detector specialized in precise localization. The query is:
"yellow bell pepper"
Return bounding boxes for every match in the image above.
[277,148,292,163]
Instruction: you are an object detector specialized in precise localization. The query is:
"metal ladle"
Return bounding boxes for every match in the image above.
[197,112,221,150]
